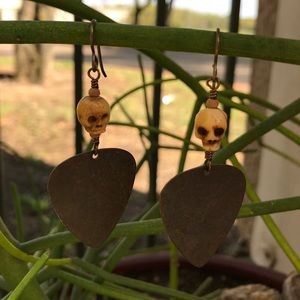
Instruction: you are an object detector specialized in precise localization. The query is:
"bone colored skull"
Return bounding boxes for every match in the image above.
[77,95,110,138]
[194,108,227,151]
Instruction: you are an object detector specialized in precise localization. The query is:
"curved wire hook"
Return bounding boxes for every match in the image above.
[212,28,220,81]
[206,28,221,92]
[89,19,107,78]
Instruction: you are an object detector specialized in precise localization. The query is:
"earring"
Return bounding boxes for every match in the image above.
[160,29,246,267]
[48,20,136,248]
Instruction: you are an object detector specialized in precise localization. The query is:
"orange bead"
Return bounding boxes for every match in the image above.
[206,98,219,108]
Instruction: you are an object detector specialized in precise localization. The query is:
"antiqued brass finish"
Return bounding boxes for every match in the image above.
[160,165,245,267]
[48,148,136,248]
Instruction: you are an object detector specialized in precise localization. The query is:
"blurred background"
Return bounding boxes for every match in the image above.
[0,0,256,174]
[1,0,299,274]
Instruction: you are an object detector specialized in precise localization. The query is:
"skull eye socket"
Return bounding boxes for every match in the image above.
[102,113,108,120]
[88,116,98,123]
[197,126,208,136]
[214,127,224,137]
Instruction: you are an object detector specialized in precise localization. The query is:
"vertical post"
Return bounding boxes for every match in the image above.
[74,14,84,257]
[149,3,166,198]
[74,17,83,154]
[224,0,241,131]
[147,0,168,246]
[149,0,167,201]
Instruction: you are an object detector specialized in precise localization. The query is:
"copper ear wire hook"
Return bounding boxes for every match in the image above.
[97,44,107,78]
[89,20,98,71]
[89,19,107,78]
[206,28,221,93]
[212,28,220,82]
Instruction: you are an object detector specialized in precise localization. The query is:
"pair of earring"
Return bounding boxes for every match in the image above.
[48,23,245,268]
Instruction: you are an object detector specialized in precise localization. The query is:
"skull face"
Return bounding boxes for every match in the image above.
[194,108,227,151]
[77,95,110,138]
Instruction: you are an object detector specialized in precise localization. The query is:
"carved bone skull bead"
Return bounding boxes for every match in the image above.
[194,108,227,151]
[77,95,110,139]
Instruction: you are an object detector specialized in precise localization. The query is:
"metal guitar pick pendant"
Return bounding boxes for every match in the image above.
[160,165,245,267]
[48,148,136,248]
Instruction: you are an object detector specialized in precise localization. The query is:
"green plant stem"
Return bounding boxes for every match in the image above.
[8,252,49,300]
[110,121,201,148]
[193,277,213,296]
[260,142,300,167]
[220,89,300,126]
[0,276,9,292]
[3,20,300,65]
[201,289,223,300]
[105,282,155,300]
[2,293,11,300]
[111,74,300,127]
[117,102,150,153]
[111,77,176,110]
[229,151,300,272]
[70,247,98,300]
[214,98,300,164]
[44,280,63,297]
[0,218,19,246]
[20,196,300,253]
[159,145,199,151]
[58,283,70,300]
[62,265,93,279]
[74,259,202,300]
[137,54,152,125]
[0,231,71,266]
[112,76,300,146]
[136,151,150,173]
[112,75,300,133]
[169,243,179,295]
[20,232,75,253]
[10,183,24,242]
[128,244,169,256]
[70,243,115,300]
[44,268,154,300]
[218,95,300,145]
[101,204,161,273]
[238,197,300,217]
[145,50,206,96]
[248,192,300,273]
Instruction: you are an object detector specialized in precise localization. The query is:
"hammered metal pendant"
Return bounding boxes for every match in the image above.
[160,164,245,267]
[48,148,136,248]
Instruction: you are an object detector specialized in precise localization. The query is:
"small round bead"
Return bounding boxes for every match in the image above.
[206,98,219,108]
[89,88,100,97]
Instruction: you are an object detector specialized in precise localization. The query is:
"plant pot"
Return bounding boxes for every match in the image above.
[114,252,286,292]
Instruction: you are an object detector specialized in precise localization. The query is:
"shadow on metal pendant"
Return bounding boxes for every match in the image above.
[160,165,246,267]
[48,148,136,248]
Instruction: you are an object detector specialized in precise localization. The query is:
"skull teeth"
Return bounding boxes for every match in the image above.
[202,140,221,151]
[203,140,220,145]
[209,141,217,145]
